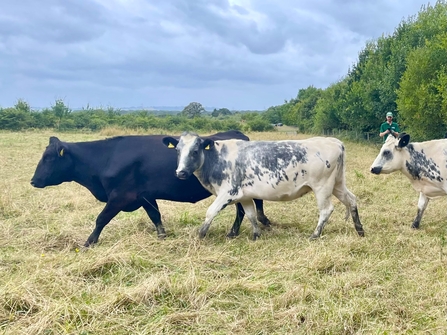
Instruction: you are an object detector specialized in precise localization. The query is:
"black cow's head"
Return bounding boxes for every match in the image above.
[163,132,214,180]
[30,137,73,188]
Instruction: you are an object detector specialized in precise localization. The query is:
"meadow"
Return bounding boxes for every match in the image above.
[0,129,446,334]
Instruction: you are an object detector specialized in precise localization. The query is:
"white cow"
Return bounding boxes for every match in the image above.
[163,132,364,240]
[371,133,447,229]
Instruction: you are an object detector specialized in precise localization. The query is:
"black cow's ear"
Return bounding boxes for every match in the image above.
[49,136,60,145]
[202,139,215,151]
[162,137,178,149]
[398,133,410,148]
[49,137,67,157]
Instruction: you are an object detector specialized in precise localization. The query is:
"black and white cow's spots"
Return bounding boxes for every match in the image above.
[406,144,443,182]
[235,141,308,188]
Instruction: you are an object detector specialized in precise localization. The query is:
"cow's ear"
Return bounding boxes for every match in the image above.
[162,137,178,149]
[202,139,215,151]
[49,136,61,145]
[49,137,67,157]
[397,133,410,148]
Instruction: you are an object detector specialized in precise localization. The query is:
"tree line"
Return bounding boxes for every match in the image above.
[0,100,275,133]
[262,1,447,141]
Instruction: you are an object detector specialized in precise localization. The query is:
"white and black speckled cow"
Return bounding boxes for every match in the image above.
[371,132,447,229]
[163,132,364,240]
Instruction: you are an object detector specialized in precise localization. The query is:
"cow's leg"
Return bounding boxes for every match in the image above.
[142,199,166,238]
[85,201,122,247]
[227,200,271,238]
[199,195,234,239]
[253,199,272,229]
[240,200,261,240]
[310,191,334,239]
[227,203,245,238]
[333,186,364,237]
[412,192,429,229]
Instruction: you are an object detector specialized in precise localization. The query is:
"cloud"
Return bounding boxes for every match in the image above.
[0,0,431,110]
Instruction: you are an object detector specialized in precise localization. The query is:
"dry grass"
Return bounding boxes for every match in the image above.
[0,129,446,334]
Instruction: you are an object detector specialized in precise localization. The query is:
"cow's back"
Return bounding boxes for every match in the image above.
[99,135,212,202]
[207,137,345,201]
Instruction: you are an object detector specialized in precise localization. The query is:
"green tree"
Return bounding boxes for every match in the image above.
[51,99,71,129]
[211,108,232,117]
[0,107,33,130]
[284,86,322,132]
[397,32,447,140]
[181,102,205,118]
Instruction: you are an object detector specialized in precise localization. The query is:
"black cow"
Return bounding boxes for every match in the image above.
[30,131,271,246]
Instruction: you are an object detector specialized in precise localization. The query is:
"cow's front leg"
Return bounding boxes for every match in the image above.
[199,195,233,239]
[240,199,261,240]
[86,201,122,247]
[412,192,429,229]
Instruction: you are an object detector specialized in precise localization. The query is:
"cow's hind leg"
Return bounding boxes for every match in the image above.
[142,199,166,238]
[227,203,245,238]
[240,200,261,240]
[227,200,271,238]
[199,195,234,239]
[310,191,334,239]
[253,199,272,229]
[412,192,429,229]
[333,185,364,237]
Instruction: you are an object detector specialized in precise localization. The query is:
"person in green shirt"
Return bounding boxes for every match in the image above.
[379,112,400,141]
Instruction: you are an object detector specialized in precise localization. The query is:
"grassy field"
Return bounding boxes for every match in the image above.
[0,129,446,334]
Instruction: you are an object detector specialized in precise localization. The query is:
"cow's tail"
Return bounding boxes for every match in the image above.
[337,142,352,221]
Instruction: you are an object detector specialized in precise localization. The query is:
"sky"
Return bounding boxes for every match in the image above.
[0,0,431,111]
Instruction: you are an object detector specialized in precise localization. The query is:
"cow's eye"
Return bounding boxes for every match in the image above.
[383,150,392,159]
[192,150,199,156]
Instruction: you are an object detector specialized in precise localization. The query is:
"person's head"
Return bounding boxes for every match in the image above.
[386,112,393,121]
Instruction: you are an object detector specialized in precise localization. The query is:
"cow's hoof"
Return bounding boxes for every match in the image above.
[252,232,261,241]
[226,232,238,239]
[198,229,207,239]
[357,230,365,237]
[84,241,94,248]
[157,233,167,240]
[309,234,320,240]
[411,224,420,229]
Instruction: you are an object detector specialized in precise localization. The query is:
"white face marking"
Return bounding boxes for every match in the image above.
[176,134,200,175]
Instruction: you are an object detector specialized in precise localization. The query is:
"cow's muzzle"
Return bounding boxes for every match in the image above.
[30,179,41,188]
[370,167,382,174]
[176,170,190,180]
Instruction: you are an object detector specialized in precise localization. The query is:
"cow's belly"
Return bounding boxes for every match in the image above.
[412,180,447,198]
[242,183,312,202]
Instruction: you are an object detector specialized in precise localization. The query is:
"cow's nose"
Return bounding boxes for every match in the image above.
[370,166,382,174]
[176,170,189,180]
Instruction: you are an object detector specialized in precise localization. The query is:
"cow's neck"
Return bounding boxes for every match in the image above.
[193,149,224,195]
[402,144,443,183]
[67,142,109,195]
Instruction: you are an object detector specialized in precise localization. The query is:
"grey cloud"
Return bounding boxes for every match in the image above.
[0,0,110,44]
[0,0,432,110]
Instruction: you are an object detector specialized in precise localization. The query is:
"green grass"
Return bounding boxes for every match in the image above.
[0,130,446,334]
